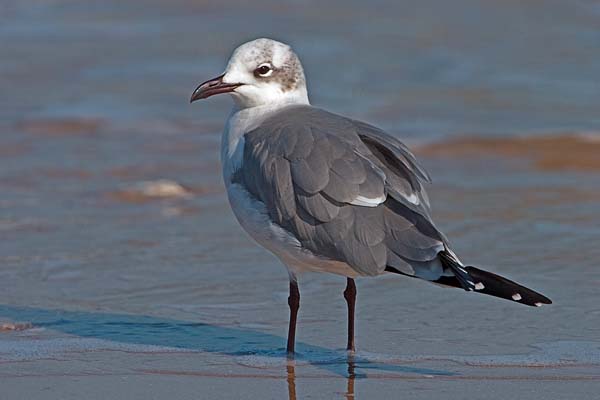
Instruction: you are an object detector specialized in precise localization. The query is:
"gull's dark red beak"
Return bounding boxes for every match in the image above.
[190,74,242,103]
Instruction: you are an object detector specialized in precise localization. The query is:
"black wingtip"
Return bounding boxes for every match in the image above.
[464,266,552,307]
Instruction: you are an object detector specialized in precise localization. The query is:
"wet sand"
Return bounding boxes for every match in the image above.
[1,0,600,399]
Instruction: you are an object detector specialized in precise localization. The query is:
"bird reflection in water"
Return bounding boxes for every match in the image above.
[286,362,297,400]
[345,355,356,399]
[286,357,357,400]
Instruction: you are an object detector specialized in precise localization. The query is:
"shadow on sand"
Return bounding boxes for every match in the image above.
[0,304,454,397]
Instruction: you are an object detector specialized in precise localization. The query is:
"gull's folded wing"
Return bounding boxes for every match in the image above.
[233,105,446,278]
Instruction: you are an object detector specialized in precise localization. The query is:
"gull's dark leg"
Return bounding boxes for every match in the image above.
[343,278,357,352]
[287,280,300,355]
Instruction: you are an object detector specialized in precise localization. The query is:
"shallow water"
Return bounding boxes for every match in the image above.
[1,0,600,399]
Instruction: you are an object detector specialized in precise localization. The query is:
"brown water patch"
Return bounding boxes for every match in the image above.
[39,168,93,180]
[435,185,600,220]
[418,134,600,172]
[17,117,105,136]
[0,322,33,332]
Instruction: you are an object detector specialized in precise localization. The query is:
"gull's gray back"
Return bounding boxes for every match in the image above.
[233,105,447,278]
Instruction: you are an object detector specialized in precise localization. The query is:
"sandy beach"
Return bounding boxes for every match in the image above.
[1,0,600,398]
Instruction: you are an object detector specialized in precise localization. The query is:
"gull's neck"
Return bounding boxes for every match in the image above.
[221,99,310,179]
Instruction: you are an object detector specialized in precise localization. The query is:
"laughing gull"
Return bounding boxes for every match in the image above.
[190,38,552,354]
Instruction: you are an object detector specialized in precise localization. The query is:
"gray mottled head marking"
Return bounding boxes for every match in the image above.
[232,38,305,92]
[221,38,310,108]
[274,51,305,92]
[228,38,305,90]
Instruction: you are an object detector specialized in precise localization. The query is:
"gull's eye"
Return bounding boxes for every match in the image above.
[254,63,273,77]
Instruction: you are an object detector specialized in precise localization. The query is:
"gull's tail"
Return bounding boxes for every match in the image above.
[437,251,552,307]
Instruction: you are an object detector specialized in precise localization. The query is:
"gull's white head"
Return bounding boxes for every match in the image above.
[190,38,309,109]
